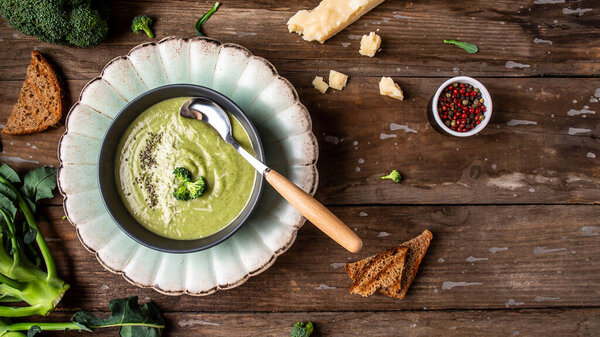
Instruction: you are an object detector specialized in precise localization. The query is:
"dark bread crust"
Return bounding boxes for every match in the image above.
[345,230,433,299]
[3,50,64,135]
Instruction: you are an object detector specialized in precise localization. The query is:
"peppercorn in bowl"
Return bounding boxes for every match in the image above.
[431,76,493,137]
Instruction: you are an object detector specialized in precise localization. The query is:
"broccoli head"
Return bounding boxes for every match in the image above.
[173,167,207,201]
[173,167,192,182]
[185,177,207,199]
[173,185,191,201]
[291,322,314,337]
[131,14,155,38]
[0,0,108,48]
[380,169,402,183]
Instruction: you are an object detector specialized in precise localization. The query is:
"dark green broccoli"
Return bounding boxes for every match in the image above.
[291,322,314,337]
[380,169,402,183]
[131,14,155,38]
[185,177,206,199]
[173,167,192,182]
[172,167,207,200]
[0,0,108,48]
[173,185,190,201]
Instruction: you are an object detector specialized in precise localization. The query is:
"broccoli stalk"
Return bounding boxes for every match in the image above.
[195,2,220,36]
[131,15,155,38]
[380,170,402,183]
[0,166,69,318]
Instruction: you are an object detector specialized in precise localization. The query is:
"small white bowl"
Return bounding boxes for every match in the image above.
[431,76,493,137]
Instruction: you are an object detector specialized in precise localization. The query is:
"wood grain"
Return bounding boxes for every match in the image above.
[1,77,598,205]
[0,0,599,81]
[18,308,600,337]
[32,204,599,312]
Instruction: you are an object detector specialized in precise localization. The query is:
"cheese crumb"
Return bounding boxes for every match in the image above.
[329,70,348,90]
[312,76,329,94]
[359,32,381,57]
[379,77,404,100]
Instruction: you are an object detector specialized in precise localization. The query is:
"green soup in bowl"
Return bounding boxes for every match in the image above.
[116,97,256,240]
[98,84,264,253]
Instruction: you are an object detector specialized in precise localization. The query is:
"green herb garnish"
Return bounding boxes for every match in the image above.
[172,167,207,201]
[443,39,478,54]
[195,2,221,36]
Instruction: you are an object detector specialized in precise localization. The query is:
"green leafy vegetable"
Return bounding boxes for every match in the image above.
[0,164,68,318]
[71,297,165,337]
[443,39,478,54]
[21,167,57,202]
[1,297,164,337]
[291,321,314,337]
[131,15,155,39]
[195,2,220,36]
[380,170,402,183]
[0,0,109,48]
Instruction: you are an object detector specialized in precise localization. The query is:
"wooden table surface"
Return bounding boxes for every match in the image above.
[1,1,599,336]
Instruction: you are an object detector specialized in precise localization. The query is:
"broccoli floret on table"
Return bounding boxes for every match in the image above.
[131,14,155,38]
[380,169,402,183]
[0,0,108,47]
[291,321,314,337]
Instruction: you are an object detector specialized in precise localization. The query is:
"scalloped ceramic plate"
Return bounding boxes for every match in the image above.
[57,37,318,295]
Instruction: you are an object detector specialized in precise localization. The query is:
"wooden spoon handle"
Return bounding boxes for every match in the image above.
[265,169,363,253]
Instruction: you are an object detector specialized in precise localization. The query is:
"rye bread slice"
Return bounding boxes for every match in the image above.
[349,246,407,297]
[3,50,64,135]
[346,230,433,299]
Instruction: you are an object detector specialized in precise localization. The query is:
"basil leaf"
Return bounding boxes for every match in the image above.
[72,297,165,337]
[195,2,220,36]
[0,164,20,183]
[21,167,57,202]
[443,39,478,54]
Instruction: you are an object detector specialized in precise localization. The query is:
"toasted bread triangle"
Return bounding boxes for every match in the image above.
[3,50,64,135]
[346,230,433,299]
[349,246,407,297]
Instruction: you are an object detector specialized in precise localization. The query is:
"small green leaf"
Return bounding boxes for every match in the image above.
[72,297,165,337]
[443,39,478,54]
[23,227,37,244]
[195,2,220,36]
[0,164,20,183]
[21,167,57,202]
[27,326,41,337]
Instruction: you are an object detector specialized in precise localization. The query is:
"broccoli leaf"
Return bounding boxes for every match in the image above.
[443,39,478,54]
[72,297,165,337]
[0,194,17,222]
[0,183,17,201]
[0,164,20,183]
[23,227,36,245]
[21,167,57,202]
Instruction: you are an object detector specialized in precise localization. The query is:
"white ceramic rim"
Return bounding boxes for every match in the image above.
[56,36,319,296]
[432,76,493,137]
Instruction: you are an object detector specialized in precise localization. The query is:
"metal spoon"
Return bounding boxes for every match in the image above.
[180,98,363,253]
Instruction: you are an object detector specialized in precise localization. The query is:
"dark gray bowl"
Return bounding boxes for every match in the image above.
[98,84,264,253]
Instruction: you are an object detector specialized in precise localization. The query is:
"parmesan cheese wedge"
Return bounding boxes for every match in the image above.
[379,77,404,100]
[287,0,385,44]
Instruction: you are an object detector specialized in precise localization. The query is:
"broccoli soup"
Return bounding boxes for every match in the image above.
[116,97,256,240]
